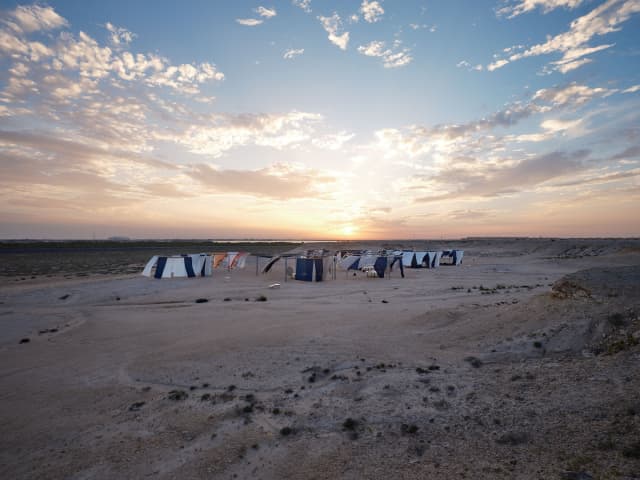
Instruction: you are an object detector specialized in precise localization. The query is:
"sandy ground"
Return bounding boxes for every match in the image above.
[0,238,639,479]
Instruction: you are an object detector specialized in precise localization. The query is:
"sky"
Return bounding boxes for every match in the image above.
[0,0,639,239]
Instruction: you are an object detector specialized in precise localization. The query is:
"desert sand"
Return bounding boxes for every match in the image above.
[1,238,639,479]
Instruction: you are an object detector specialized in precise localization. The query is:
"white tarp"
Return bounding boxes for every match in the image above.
[402,251,416,267]
[338,255,360,270]
[160,257,189,278]
[141,255,158,277]
[358,255,377,269]
[415,252,428,265]
[432,251,442,268]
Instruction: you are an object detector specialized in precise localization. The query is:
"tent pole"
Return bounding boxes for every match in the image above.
[284,257,288,283]
[333,256,336,280]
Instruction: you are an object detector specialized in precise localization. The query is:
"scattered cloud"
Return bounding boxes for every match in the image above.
[409,23,437,31]
[3,4,68,33]
[105,22,135,47]
[292,0,312,13]
[414,149,590,202]
[174,111,324,157]
[283,48,304,60]
[317,13,349,50]
[357,40,412,68]
[497,0,585,19]
[532,82,613,106]
[623,85,640,93]
[188,162,335,200]
[490,0,640,73]
[360,0,385,23]
[311,131,355,150]
[457,60,483,71]
[255,6,277,18]
[236,18,263,26]
[236,6,276,26]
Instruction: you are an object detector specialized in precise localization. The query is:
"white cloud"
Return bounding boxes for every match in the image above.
[236,18,263,26]
[532,82,613,106]
[176,111,323,157]
[541,117,583,132]
[357,40,412,68]
[293,0,312,13]
[105,22,135,47]
[553,57,592,73]
[283,48,304,59]
[497,0,585,18]
[5,4,68,33]
[623,85,640,93]
[360,0,385,23]
[409,23,436,31]
[318,13,349,50]
[487,59,509,71]
[456,60,483,71]
[311,131,355,150]
[491,0,640,73]
[255,6,277,18]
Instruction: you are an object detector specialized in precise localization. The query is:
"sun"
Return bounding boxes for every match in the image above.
[341,224,356,237]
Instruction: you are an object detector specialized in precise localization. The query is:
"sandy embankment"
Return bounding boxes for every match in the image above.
[0,238,639,479]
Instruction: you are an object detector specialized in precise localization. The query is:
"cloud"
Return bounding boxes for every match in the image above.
[311,131,355,150]
[497,0,585,18]
[174,111,324,157]
[236,18,263,26]
[293,0,312,13]
[487,59,509,71]
[357,40,413,68]
[317,13,349,50]
[256,6,277,18]
[456,60,483,71]
[360,0,385,23]
[236,6,276,27]
[414,150,590,202]
[623,85,640,93]
[283,48,304,59]
[532,82,613,106]
[105,22,135,47]
[369,81,615,169]
[490,0,640,73]
[0,10,224,98]
[188,163,335,200]
[4,4,68,33]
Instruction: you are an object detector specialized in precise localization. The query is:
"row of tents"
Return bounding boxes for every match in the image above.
[261,249,464,283]
[141,249,464,280]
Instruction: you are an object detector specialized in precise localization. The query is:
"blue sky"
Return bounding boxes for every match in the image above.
[0,1,639,238]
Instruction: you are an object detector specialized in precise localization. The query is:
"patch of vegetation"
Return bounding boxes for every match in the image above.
[342,418,358,430]
[607,312,627,327]
[622,441,640,459]
[606,334,639,355]
[167,390,188,401]
[496,431,529,446]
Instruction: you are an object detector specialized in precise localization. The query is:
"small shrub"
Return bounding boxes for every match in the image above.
[167,390,188,401]
[607,312,626,327]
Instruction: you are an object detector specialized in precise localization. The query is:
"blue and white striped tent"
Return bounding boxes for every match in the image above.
[142,254,212,279]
